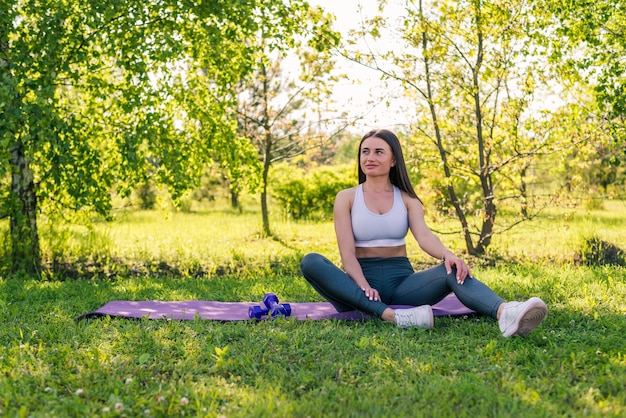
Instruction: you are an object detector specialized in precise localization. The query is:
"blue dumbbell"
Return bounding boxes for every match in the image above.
[248,293,292,319]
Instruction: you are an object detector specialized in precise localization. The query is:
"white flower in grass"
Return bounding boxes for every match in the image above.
[125,377,133,384]
[115,403,124,412]
[75,388,85,397]
[156,395,165,403]
[180,397,189,406]
[102,407,110,413]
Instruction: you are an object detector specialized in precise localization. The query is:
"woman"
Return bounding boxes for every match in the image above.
[300,129,547,336]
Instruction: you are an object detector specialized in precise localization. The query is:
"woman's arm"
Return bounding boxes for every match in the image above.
[405,195,472,283]
[334,188,380,300]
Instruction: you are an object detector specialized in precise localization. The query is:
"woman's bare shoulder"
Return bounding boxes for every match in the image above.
[335,186,357,207]
[400,190,425,211]
[336,186,357,198]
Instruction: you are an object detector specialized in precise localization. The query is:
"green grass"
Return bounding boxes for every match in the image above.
[1,199,625,417]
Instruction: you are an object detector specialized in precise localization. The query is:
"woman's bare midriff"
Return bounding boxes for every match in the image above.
[355,245,407,259]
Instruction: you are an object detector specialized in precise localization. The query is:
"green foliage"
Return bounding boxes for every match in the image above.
[536,0,626,120]
[331,135,361,165]
[425,170,484,216]
[230,4,341,235]
[271,164,354,220]
[585,152,625,194]
[534,0,626,175]
[0,0,335,272]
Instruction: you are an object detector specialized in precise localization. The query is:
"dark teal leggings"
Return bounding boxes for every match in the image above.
[300,253,504,319]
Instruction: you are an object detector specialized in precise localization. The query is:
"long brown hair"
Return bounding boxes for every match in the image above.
[358,129,420,200]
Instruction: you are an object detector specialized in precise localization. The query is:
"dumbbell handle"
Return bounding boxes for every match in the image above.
[262,293,291,317]
[268,300,291,317]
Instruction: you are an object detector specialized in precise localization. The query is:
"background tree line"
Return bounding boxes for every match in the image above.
[1,0,624,276]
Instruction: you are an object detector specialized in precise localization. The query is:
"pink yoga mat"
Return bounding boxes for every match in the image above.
[77,294,474,321]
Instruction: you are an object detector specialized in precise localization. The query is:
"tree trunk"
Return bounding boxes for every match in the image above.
[471,9,493,255]
[260,130,272,237]
[475,184,496,253]
[418,9,477,255]
[230,187,240,212]
[260,64,272,238]
[260,162,271,237]
[9,140,41,276]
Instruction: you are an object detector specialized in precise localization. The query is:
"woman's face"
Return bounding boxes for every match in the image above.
[359,136,396,178]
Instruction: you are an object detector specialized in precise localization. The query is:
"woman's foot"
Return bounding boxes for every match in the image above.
[498,297,548,337]
[394,305,434,329]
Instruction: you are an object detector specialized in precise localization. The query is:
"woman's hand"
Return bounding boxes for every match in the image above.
[444,252,472,285]
[360,285,381,301]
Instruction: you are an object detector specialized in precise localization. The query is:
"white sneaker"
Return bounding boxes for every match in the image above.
[395,305,434,329]
[499,297,548,337]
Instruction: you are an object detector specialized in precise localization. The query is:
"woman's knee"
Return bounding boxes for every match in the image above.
[429,263,456,284]
[300,252,325,275]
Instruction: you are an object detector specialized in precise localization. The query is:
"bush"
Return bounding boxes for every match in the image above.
[273,175,310,220]
[575,236,626,266]
[272,164,355,220]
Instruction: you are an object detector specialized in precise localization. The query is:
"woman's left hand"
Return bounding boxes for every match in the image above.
[444,253,471,285]
[361,286,381,301]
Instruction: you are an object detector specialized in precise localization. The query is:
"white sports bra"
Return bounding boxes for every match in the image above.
[351,184,408,247]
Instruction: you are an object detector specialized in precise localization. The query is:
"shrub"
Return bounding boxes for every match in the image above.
[272,164,354,220]
[273,176,311,220]
[575,236,626,266]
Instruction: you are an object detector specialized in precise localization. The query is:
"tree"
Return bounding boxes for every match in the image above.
[0,0,327,275]
[232,10,340,236]
[343,0,565,255]
[526,0,626,198]
[544,96,625,200]
[536,0,625,150]
[533,0,626,196]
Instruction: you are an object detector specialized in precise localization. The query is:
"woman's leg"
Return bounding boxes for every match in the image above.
[390,264,504,319]
[300,253,389,317]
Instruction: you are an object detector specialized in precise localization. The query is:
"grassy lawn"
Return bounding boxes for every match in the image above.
[1,200,625,417]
